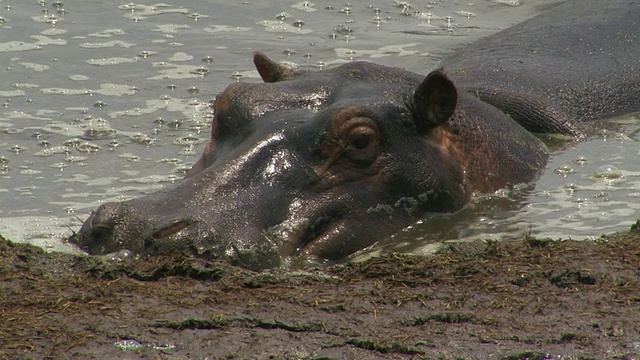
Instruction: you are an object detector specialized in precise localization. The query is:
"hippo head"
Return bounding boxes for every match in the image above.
[72,53,547,269]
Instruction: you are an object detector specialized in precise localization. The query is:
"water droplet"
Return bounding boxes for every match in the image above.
[173,133,200,146]
[132,133,157,146]
[339,7,352,15]
[201,56,214,63]
[190,67,210,76]
[137,51,154,58]
[109,249,134,262]
[65,156,87,163]
[230,71,242,80]
[159,158,181,165]
[594,191,608,199]
[76,141,101,153]
[82,128,116,140]
[456,11,476,18]
[63,138,83,147]
[554,164,574,176]
[564,183,578,195]
[371,16,384,25]
[275,12,291,21]
[572,156,587,165]
[35,146,70,157]
[593,164,623,180]
[334,25,353,35]
[51,162,67,170]
[283,49,296,56]
[93,100,107,108]
[325,5,334,10]
[126,155,141,162]
[292,20,305,28]
[187,12,201,21]
[494,0,520,6]
[175,164,192,174]
[9,145,24,154]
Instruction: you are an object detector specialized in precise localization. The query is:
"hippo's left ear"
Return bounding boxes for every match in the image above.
[253,52,309,83]
[412,69,457,134]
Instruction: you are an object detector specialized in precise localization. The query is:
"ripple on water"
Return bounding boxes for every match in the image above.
[259,20,313,34]
[87,57,139,66]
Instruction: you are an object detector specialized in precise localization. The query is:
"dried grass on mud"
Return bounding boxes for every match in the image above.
[1,223,639,359]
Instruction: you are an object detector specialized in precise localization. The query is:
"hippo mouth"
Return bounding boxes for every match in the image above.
[150,218,193,241]
[268,209,346,258]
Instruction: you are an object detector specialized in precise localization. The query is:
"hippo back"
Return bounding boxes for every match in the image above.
[441,0,640,136]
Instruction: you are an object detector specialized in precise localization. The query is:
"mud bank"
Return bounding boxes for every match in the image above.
[1,225,639,360]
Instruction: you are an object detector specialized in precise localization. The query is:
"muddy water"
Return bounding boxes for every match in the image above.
[0,0,638,256]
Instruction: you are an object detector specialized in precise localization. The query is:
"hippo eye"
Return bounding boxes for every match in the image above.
[345,122,380,166]
[348,126,375,150]
[353,137,369,149]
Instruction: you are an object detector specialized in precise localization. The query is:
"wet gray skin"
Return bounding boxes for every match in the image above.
[72,0,640,269]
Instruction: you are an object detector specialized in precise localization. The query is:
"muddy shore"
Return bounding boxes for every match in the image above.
[1,224,639,360]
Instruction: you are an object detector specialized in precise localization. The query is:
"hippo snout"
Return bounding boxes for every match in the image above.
[76,203,121,254]
[73,195,287,269]
[74,202,195,256]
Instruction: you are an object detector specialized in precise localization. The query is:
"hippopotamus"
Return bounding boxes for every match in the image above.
[71,0,640,269]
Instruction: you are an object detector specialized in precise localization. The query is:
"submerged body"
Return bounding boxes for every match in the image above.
[72,0,640,269]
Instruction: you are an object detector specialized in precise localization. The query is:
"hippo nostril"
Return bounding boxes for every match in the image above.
[90,203,121,228]
[152,218,193,240]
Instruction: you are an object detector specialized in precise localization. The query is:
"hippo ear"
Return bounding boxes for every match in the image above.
[412,69,457,134]
[253,52,308,83]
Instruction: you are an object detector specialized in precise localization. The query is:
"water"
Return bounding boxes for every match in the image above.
[0,0,638,256]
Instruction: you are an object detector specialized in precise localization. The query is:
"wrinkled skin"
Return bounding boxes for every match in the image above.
[72,0,639,269]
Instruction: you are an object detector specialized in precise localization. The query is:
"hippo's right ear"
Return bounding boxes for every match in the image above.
[412,69,457,134]
[253,52,309,83]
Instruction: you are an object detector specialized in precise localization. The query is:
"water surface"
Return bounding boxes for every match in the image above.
[0,0,638,256]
